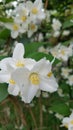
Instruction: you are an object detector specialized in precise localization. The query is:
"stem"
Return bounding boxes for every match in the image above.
[44,0,48,9]
[25,104,38,130]
[39,93,43,130]
[9,96,28,127]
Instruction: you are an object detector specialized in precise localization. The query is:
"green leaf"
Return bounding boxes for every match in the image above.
[5,0,16,3]
[0,17,13,23]
[0,83,8,102]
[63,20,73,29]
[0,29,10,39]
[0,56,7,60]
[49,102,70,116]
[27,52,60,65]
[24,42,45,57]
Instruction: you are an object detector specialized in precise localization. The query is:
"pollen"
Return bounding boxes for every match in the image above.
[21,16,27,22]
[32,7,38,14]
[60,50,65,55]
[70,120,73,124]
[30,24,36,30]
[47,72,52,77]
[16,61,24,67]
[9,79,16,85]
[13,24,19,31]
[29,73,40,85]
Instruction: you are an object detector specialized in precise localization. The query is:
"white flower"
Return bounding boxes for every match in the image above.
[12,3,29,17]
[42,105,47,112]
[0,43,36,83]
[55,113,63,120]
[62,112,73,130]
[27,22,38,37]
[50,43,73,61]
[53,30,60,37]
[52,18,62,31]
[62,30,70,36]
[38,33,44,41]
[45,10,50,22]
[61,68,72,79]
[10,58,58,103]
[57,89,64,97]
[58,45,73,61]
[67,75,73,86]
[5,22,25,39]
[50,10,57,15]
[49,44,60,58]
[0,43,36,96]
[26,0,45,22]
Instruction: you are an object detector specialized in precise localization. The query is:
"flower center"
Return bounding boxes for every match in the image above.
[32,7,38,14]
[60,50,65,55]
[70,120,73,124]
[29,73,40,85]
[30,24,36,30]
[47,72,52,77]
[16,61,24,67]
[9,79,16,85]
[13,24,19,31]
[21,16,27,22]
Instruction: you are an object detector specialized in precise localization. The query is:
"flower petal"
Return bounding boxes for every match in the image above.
[21,84,39,103]
[11,68,29,86]
[11,31,18,39]
[8,84,19,96]
[13,43,25,60]
[0,58,12,70]
[0,71,10,83]
[24,58,36,70]
[40,76,58,93]
[34,0,43,9]
[32,58,52,76]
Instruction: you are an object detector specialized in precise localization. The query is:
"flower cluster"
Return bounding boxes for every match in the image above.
[61,67,73,86]
[49,43,73,61]
[0,42,58,103]
[52,18,62,37]
[4,0,45,39]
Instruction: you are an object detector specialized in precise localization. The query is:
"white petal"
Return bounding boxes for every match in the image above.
[13,43,25,60]
[0,58,12,70]
[26,1,33,10]
[34,0,43,9]
[32,58,51,75]
[40,76,58,93]
[11,31,18,39]
[11,68,30,86]
[0,71,10,83]
[21,84,39,103]
[8,84,19,96]
[62,117,70,124]
[5,23,13,30]
[24,58,36,70]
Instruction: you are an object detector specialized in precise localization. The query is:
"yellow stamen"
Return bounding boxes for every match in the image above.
[60,50,65,55]
[70,120,73,124]
[29,73,40,85]
[47,72,52,77]
[21,16,27,22]
[64,124,68,128]
[30,24,36,30]
[16,61,24,67]
[32,8,38,14]
[13,24,19,31]
[9,79,16,85]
